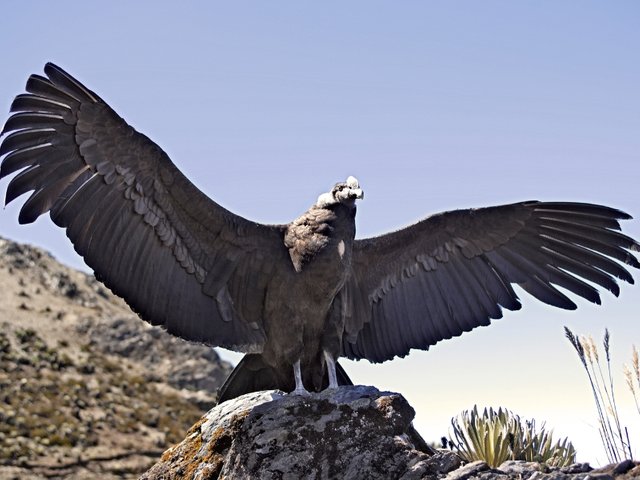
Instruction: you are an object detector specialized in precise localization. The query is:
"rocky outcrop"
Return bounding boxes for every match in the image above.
[141,386,445,480]
[142,386,640,480]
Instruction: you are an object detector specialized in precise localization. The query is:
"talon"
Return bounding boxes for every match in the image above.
[290,387,311,396]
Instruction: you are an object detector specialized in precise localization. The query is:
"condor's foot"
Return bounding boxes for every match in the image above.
[324,351,339,390]
[290,359,311,396]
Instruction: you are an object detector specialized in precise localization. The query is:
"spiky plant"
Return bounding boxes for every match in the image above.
[449,406,576,468]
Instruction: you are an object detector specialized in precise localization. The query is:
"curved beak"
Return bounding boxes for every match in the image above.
[350,188,364,200]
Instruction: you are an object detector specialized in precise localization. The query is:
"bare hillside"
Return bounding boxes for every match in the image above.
[0,236,233,479]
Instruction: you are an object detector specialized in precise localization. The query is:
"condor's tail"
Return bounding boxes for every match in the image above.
[216,354,354,404]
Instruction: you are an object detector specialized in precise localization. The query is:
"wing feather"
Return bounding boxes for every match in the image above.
[1,63,287,352]
[416,273,449,340]
[501,237,600,302]
[0,129,58,156]
[10,94,75,121]
[345,201,638,362]
[448,255,495,320]
[1,112,65,134]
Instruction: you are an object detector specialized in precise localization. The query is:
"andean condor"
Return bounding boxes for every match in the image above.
[1,64,638,402]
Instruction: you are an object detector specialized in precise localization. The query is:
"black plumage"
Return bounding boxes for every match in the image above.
[1,64,638,401]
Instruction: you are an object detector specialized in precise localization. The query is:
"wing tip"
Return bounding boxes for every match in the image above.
[17,209,38,225]
[535,201,634,221]
[44,62,64,77]
[43,62,100,103]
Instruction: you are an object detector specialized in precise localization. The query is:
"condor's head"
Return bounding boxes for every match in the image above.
[316,176,364,208]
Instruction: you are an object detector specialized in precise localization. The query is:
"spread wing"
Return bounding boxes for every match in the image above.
[0,63,289,352]
[342,201,639,362]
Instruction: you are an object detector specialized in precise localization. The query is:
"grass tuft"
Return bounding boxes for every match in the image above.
[564,326,634,462]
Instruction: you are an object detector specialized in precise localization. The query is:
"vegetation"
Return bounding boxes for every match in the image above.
[624,346,640,417]
[0,328,203,463]
[565,327,635,462]
[448,405,576,468]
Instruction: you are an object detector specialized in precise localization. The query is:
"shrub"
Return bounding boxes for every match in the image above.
[449,405,576,467]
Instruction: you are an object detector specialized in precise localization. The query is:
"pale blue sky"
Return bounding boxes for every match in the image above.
[1,2,639,463]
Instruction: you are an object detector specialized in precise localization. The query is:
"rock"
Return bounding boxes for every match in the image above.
[590,459,640,479]
[419,450,464,475]
[499,460,549,476]
[561,463,593,474]
[141,386,433,480]
[445,460,490,480]
[526,473,563,480]
[625,465,640,478]
[584,474,615,480]
[612,459,635,475]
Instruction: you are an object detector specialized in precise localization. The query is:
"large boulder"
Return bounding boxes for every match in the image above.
[140,386,451,480]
